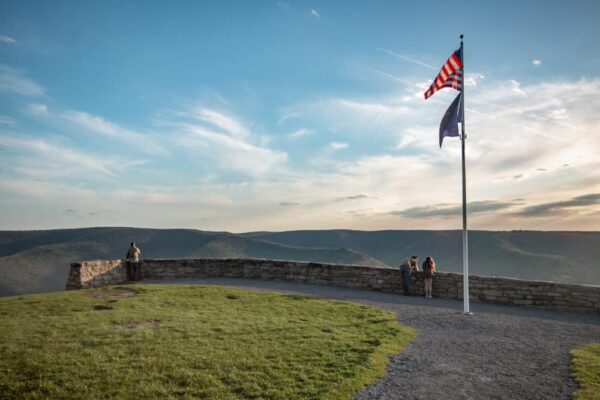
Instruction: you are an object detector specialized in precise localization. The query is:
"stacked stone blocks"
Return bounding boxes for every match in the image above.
[66,258,600,314]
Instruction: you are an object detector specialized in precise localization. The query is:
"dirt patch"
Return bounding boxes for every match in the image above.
[113,320,161,330]
[92,304,114,311]
[86,289,136,301]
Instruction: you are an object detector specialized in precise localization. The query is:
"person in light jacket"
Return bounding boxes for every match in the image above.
[126,242,142,281]
[400,255,419,295]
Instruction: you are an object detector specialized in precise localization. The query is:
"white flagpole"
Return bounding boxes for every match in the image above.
[460,34,471,314]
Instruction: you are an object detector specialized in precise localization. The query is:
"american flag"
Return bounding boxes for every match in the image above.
[424,49,463,100]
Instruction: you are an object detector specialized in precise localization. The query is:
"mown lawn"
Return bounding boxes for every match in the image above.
[0,285,414,400]
[572,343,600,400]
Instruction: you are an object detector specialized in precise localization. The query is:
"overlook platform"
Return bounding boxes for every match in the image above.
[146,278,600,400]
[64,258,600,399]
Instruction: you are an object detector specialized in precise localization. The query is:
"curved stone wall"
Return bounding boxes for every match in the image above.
[66,258,600,314]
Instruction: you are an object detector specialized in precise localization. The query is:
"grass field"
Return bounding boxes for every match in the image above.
[0,284,414,399]
[572,343,600,400]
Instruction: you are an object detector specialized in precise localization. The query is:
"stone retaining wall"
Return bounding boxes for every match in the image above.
[66,258,600,314]
[66,259,127,290]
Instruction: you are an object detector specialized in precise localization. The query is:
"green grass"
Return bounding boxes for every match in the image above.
[572,343,600,400]
[0,285,414,399]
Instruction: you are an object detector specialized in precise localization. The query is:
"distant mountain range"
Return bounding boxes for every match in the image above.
[1,227,599,296]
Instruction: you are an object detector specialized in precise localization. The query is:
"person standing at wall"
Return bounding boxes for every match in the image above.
[422,256,436,299]
[126,242,142,281]
[400,258,412,295]
[409,255,420,272]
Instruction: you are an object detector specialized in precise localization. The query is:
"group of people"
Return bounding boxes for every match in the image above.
[399,255,437,298]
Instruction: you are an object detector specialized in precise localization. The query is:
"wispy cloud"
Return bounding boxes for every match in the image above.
[368,67,413,86]
[192,107,249,139]
[279,201,300,207]
[167,105,288,178]
[27,103,49,116]
[392,200,520,219]
[2,68,599,231]
[464,73,485,87]
[0,65,45,96]
[63,110,169,156]
[272,73,600,230]
[377,48,437,70]
[515,193,600,217]
[329,142,348,151]
[310,9,320,17]
[288,128,310,138]
[335,194,373,202]
[180,125,287,177]
[278,111,301,125]
[0,35,16,44]
[0,134,117,177]
[532,59,542,66]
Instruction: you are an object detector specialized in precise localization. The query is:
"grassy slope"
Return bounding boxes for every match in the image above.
[0,285,414,400]
[572,343,600,400]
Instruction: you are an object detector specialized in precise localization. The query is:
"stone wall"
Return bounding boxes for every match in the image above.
[66,259,127,290]
[66,258,600,314]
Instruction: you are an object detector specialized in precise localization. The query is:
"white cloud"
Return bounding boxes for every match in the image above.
[329,142,348,151]
[286,96,423,141]
[532,59,542,66]
[193,108,249,139]
[276,77,600,230]
[27,103,48,116]
[0,65,45,96]
[289,128,310,138]
[310,9,320,17]
[186,131,286,176]
[0,35,16,44]
[63,110,169,156]
[338,99,410,115]
[167,106,288,178]
[464,73,485,87]
[1,69,598,231]
[278,111,301,125]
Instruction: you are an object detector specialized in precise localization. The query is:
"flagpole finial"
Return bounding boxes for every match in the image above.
[460,34,464,40]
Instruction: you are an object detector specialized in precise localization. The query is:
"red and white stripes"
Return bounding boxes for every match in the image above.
[424,50,463,100]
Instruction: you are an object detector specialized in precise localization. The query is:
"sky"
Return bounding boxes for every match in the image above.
[0,0,599,232]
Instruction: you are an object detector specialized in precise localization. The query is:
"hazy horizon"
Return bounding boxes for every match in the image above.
[1,1,599,232]
[1,225,599,234]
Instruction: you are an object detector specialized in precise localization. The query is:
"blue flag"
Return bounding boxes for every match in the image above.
[439,92,463,147]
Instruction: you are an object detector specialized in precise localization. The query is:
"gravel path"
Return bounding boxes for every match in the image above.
[145,278,600,400]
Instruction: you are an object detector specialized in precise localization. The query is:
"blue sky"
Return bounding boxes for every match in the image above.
[1,0,599,231]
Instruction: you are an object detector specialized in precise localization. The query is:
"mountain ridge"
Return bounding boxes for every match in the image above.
[1,227,598,297]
